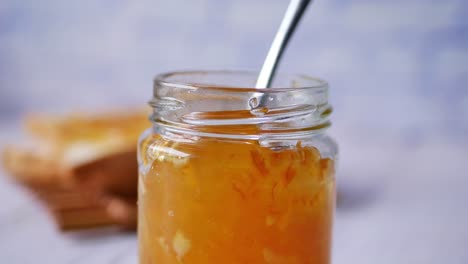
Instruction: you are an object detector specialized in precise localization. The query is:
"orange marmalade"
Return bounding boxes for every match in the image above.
[138,71,337,264]
[138,134,335,264]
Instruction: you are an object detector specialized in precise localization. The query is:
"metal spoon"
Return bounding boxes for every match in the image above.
[255,0,312,89]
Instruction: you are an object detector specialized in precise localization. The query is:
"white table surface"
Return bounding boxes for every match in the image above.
[1,120,467,264]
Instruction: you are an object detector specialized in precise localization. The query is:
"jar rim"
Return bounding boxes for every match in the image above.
[153,70,328,93]
[150,70,331,139]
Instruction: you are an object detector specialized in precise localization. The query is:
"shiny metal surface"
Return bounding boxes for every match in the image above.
[256,0,312,89]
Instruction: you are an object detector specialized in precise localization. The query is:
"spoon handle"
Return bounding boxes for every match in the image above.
[255,0,312,89]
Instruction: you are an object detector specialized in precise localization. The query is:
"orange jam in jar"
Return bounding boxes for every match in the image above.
[138,71,337,264]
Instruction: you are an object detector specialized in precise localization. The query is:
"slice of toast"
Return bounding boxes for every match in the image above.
[1,108,149,230]
[2,145,69,189]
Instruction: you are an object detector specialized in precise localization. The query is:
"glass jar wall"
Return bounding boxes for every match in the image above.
[138,71,338,264]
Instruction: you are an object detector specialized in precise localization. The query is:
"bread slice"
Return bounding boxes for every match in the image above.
[2,145,68,188]
[1,108,149,230]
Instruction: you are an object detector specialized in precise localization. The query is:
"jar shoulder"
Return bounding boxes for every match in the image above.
[139,128,338,162]
[303,134,338,160]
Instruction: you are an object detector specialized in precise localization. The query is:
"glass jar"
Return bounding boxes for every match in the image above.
[138,71,338,264]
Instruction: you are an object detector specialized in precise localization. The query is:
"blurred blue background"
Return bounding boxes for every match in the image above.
[0,0,467,263]
[1,0,467,148]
